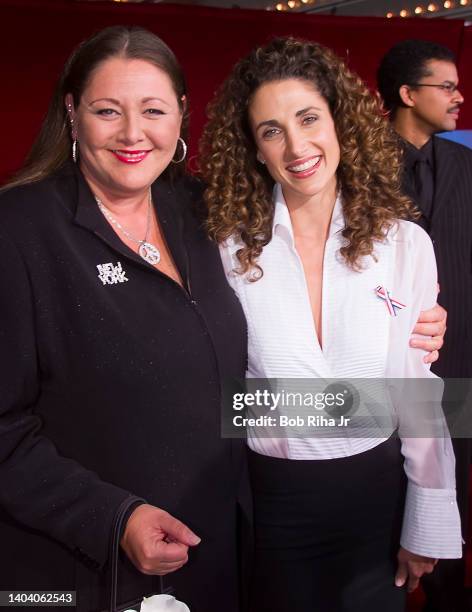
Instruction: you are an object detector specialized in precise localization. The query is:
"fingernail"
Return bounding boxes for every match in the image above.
[190,535,201,545]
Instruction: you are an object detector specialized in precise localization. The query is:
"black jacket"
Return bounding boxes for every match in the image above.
[0,165,248,611]
[402,136,472,378]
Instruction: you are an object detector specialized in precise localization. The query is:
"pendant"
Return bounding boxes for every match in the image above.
[139,241,161,265]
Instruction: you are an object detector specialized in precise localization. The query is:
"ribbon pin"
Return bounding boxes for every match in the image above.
[375,285,406,317]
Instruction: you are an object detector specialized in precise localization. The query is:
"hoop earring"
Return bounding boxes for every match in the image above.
[172,137,187,164]
[67,104,78,164]
[72,139,78,164]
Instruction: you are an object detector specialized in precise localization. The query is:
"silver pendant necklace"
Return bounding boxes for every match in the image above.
[95,189,161,265]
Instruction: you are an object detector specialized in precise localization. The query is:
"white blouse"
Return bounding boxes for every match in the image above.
[220,184,462,559]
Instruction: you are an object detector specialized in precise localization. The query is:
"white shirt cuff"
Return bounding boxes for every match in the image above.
[400,481,462,558]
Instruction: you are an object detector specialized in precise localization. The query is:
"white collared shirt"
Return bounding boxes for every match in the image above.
[219,184,462,559]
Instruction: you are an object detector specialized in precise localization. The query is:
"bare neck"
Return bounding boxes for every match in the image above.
[284,184,337,245]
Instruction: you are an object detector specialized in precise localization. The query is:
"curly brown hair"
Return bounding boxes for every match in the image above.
[199,37,416,277]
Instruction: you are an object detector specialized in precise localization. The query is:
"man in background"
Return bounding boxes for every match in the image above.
[377,39,472,612]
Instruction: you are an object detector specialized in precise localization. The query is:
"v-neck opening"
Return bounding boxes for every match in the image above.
[274,185,343,372]
[72,166,191,293]
[292,240,330,365]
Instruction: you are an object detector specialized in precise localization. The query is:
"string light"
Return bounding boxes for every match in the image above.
[275,0,468,18]
[272,0,304,10]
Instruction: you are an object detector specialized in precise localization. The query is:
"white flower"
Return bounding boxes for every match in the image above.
[134,594,190,612]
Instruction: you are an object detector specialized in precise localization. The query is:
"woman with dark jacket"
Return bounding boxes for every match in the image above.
[0,26,248,612]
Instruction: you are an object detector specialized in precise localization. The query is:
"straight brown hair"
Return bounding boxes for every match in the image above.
[3,25,188,191]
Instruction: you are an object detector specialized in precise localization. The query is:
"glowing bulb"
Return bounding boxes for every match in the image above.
[276,2,284,9]
[400,8,408,16]
[415,5,424,13]
[427,3,437,10]
[386,11,394,17]
[444,0,452,8]
[460,0,468,5]
[288,0,296,7]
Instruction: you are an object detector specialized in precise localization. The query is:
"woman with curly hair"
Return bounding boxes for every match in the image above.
[200,37,461,612]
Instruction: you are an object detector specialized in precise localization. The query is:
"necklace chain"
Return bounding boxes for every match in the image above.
[95,189,161,265]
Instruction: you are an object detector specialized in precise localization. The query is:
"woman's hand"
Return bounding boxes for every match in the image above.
[395,546,438,592]
[121,504,201,576]
[410,301,447,364]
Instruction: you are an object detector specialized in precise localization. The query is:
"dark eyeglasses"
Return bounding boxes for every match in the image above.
[408,82,460,94]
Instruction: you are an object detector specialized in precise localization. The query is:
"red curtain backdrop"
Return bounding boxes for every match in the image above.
[0,0,469,182]
[458,22,472,129]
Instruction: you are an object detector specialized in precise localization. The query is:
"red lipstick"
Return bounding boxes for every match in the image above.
[111,150,151,164]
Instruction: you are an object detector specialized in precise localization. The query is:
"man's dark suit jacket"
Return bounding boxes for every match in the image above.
[402,135,472,379]
[402,136,471,612]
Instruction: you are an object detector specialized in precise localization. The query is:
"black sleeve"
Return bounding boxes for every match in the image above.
[0,228,136,569]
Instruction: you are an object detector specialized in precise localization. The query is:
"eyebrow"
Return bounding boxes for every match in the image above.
[296,105,322,116]
[88,96,171,106]
[255,106,323,131]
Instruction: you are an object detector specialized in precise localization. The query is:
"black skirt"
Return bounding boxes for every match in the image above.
[248,436,407,612]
